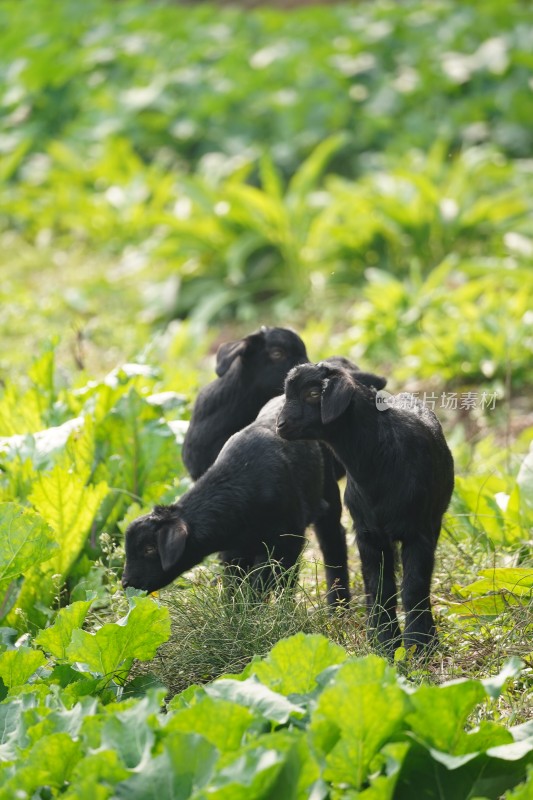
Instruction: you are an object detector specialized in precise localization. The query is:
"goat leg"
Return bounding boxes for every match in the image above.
[356,529,401,656]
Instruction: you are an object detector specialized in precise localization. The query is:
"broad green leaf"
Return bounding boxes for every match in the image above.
[197,731,302,800]
[446,594,509,617]
[0,732,82,799]
[250,633,347,696]
[0,503,56,595]
[455,721,513,757]
[331,742,409,800]
[26,696,99,743]
[66,414,97,476]
[205,678,305,724]
[35,600,93,659]
[0,384,44,437]
[8,467,108,627]
[0,646,46,689]
[95,693,163,768]
[510,721,533,745]
[114,732,217,800]
[167,682,206,712]
[460,569,533,599]
[405,680,486,753]
[0,577,22,620]
[0,698,30,761]
[69,750,129,786]
[29,464,108,576]
[28,348,55,406]
[63,779,115,800]
[503,767,533,799]
[453,475,520,545]
[0,416,84,471]
[310,656,408,790]
[166,695,258,752]
[395,738,532,800]
[93,388,182,524]
[66,596,170,678]
[487,738,533,762]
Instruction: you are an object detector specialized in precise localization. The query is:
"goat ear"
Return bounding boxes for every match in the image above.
[158,517,189,572]
[215,331,265,376]
[321,374,354,425]
[215,340,247,376]
[354,372,387,390]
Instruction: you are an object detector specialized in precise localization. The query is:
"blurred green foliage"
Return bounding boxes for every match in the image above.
[1,0,532,391]
[1,0,532,172]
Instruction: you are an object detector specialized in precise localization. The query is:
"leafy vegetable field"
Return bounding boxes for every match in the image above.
[0,0,532,797]
[1,630,532,799]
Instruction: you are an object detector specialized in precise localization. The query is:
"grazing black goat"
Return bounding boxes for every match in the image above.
[277,362,454,653]
[123,397,333,596]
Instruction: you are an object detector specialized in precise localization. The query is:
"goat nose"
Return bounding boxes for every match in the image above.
[121,576,129,589]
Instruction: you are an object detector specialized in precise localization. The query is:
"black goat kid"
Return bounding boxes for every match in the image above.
[123,398,333,597]
[277,362,454,654]
[182,326,308,480]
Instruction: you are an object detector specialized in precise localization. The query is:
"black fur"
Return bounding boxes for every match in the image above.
[179,328,387,606]
[182,328,386,480]
[323,356,387,392]
[122,398,342,598]
[182,326,308,480]
[277,362,454,654]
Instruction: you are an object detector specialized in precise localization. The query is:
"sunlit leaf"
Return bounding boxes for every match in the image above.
[0,503,56,597]
[250,633,347,696]
[115,732,217,800]
[35,600,93,659]
[165,695,258,752]
[66,596,170,679]
[0,646,46,689]
[206,678,305,724]
[310,656,408,790]
[29,465,108,576]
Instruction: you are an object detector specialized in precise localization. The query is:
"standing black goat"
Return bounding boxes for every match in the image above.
[277,362,454,653]
[123,397,331,596]
[182,328,387,479]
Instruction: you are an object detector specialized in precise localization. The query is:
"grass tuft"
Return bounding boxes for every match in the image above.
[124,535,533,724]
[140,560,365,696]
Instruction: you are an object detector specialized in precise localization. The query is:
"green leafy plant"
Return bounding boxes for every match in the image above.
[452,568,533,616]
[451,440,533,548]
[0,503,57,619]
[0,350,190,630]
[333,257,533,387]
[1,0,532,179]
[0,633,530,798]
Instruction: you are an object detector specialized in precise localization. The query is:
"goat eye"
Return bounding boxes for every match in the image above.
[144,545,157,557]
[269,348,285,361]
[305,388,321,404]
